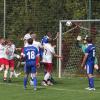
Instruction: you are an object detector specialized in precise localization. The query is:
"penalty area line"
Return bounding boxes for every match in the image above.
[49,87,100,94]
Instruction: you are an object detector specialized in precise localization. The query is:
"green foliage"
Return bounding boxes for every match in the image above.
[0,0,99,43]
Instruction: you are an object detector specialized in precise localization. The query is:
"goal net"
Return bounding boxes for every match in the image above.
[58,20,100,78]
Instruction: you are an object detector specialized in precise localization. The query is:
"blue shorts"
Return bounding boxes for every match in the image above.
[86,62,94,74]
[24,62,36,74]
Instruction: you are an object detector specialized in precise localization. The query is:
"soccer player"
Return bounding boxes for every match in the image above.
[23,28,34,47]
[31,34,42,51]
[41,32,52,45]
[0,38,5,71]
[3,40,16,82]
[0,39,21,78]
[40,32,59,83]
[41,32,59,45]
[23,38,39,90]
[29,33,42,85]
[41,39,62,86]
[76,35,99,71]
[81,37,96,90]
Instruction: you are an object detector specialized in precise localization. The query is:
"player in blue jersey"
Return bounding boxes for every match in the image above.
[81,37,96,90]
[23,38,39,90]
[76,35,99,72]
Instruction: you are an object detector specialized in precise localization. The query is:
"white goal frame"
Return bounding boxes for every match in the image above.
[58,19,100,78]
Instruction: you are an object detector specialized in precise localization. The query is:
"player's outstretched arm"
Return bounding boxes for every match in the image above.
[53,32,59,40]
[76,35,82,48]
[53,53,63,60]
[16,48,22,50]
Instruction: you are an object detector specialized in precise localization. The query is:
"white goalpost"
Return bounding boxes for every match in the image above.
[58,19,100,78]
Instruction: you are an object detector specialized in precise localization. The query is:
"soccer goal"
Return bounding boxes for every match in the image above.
[58,19,100,78]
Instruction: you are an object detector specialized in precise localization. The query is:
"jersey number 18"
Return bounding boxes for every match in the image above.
[27,51,35,59]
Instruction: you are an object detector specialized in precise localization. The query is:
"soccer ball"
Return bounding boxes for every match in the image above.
[66,21,72,26]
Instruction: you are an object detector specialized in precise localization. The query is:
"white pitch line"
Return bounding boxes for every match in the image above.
[0,82,100,94]
[48,87,100,94]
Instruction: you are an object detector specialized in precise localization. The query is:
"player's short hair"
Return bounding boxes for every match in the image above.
[27,38,33,44]
[25,27,33,34]
[86,37,92,43]
[31,33,36,39]
[47,32,52,38]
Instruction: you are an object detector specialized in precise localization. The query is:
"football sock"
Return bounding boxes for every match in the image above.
[4,69,8,79]
[24,77,28,88]
[89,77,94,88]
[44,73,50,81]
[13,70,17,76]
[32,77,37,88]
[10,71,14,79]
[0,65,4,71]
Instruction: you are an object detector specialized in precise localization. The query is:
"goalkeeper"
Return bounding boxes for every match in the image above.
[76,35,100,72]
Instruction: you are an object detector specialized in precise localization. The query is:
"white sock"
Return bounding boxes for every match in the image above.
[4,69,8,79]
[31,73,33,78]
[44,73,50,81]
[0,65,4,71]
[10,71,14,79]
[13,70,17,76]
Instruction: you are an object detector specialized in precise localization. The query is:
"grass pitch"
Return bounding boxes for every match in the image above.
[0,73,100,100]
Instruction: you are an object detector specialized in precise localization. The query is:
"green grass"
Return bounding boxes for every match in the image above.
[0,73,100,100]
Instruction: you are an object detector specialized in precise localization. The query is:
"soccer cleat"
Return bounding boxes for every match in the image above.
[15,73,21,78]
[85,87,96,91]
[41,81,48,86]
[24,86,27,90]
[47,81,53,86]
[34,87,37,91]
[89,88,96,91]
[3,78,7,82]
[85,87,90,90]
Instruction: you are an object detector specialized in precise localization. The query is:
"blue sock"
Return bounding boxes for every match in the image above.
[88,78,91,87]
[32,77,37,88]
[89,78,94,88]
[24,77,28,88]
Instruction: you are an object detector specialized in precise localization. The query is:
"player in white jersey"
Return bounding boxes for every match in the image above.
[23,29,34,47]
[31,34,42,66]
[41,39,62,86]
[3,40,20,82]
[0,38,5,71]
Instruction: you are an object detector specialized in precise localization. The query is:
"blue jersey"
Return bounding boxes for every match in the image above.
[24,45,38,63]
[24,45,38,73]
[41,35,49,45]
[85,44,95,74]
[85,44,95,64]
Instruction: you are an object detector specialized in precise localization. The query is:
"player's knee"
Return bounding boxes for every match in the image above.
[88,74,93,78]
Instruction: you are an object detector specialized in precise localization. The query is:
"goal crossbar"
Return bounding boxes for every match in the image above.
[58,19,100,78]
